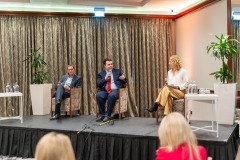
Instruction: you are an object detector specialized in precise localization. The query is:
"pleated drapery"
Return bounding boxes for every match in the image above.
[0,15,175,117]
[232,20,240,90]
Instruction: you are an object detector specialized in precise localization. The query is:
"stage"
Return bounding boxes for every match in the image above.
[0,115,239,160]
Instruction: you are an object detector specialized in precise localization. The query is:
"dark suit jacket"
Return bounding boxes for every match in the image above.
[97,68,127,91]
[60,74,81,93]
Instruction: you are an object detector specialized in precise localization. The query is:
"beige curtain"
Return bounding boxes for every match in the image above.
[128,19,175,117]
[232,20,240,90]
[0,15,175,117]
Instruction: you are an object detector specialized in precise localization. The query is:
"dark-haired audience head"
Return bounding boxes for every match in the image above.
[35,132,75,160]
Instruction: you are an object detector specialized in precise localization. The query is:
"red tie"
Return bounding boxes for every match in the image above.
[107,76,111,94]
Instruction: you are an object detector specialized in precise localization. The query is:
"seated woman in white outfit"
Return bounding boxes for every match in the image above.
[147,55,188,115]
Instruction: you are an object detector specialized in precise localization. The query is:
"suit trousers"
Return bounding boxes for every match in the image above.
[96,89,118,117]
[54,85,70,115]
[155,86,185,115]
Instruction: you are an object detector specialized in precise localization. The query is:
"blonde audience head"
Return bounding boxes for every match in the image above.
[158,112,200,160]
[35,132,75,160]
[169,55,182,71]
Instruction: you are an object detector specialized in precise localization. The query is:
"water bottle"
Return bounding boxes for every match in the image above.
[192,81,198,94]
[5,83,11,93]
[187,81,192,94]
[13,82,19,92]
[193,81,198,94]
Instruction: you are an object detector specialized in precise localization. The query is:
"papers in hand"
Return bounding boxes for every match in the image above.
[167,84,177,88]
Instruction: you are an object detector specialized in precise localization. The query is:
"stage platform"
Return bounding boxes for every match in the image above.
[0,115,239,160]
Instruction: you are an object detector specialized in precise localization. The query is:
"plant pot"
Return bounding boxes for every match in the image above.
[214,83,237,125]
[30,84,52,115]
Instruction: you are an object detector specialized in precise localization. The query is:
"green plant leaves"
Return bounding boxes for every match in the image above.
[207,34,239,83]
[23,47,48,84]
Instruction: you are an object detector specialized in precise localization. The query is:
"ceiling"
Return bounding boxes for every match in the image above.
[0,0,239,15]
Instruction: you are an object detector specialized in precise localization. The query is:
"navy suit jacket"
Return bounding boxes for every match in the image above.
[97,68,127,91]
[60,74,81,93]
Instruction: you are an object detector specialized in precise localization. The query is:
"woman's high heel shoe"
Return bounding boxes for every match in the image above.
[146,103,159,112]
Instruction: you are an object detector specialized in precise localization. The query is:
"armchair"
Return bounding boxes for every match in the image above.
[155,88,185,123]
[51,87,82,118]
[96,87,128,120]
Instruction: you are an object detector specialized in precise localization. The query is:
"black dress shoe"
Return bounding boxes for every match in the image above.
[96,116,104,122]
[50,114,60,120]
[146,103,159,112]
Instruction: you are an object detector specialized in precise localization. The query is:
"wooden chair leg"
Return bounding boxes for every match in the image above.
[96,105,99,118]
[50,106,53,117]
[69,103,72,118]
[119,113,122,120]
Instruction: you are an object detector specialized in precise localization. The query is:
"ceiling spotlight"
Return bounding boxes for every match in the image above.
[94,8,105,17]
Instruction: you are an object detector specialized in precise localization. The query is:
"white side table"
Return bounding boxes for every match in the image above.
[0,92,23,123]
[185,94,219,137]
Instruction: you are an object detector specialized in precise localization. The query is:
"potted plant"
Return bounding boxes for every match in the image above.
[207,34,240,125]
[24,47,48,84]
[24,47,52,115]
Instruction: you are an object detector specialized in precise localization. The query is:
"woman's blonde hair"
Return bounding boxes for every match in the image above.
[158,112,200,160]
[35,132,75,160]
[169,55,182,70]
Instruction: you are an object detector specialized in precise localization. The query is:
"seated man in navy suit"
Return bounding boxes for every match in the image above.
[96,58,127,122]
[50,65,81,120]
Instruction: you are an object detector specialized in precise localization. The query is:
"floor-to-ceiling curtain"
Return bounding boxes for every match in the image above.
[0,15,175,117]
[128,18,175,117]
[232,20,240,90]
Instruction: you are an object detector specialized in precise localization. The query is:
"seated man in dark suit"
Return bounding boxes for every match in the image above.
[50,65,81,120]
[96,58,127,122]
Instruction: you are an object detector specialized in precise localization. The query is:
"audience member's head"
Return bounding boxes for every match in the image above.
[158,112,200,160]
[169,55,182,71]
[35,132,75,160]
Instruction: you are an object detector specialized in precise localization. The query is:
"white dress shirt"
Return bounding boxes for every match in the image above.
[167,68,188,90]
[64,77,73,87]
[105,70,118,90]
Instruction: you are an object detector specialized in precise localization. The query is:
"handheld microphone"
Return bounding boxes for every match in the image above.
[107,70,112,78]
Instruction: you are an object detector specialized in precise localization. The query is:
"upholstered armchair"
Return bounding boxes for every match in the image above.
[51,87,82,118]
[96,87,128,120]
[155,88,185,123]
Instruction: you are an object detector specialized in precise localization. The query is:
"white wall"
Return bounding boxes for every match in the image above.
[175,0,228,120]
[176,0,227,90]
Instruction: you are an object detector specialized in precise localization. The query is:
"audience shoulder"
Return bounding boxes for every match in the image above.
[198,146,207,159]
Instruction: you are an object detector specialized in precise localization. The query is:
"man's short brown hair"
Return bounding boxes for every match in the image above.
[67,65,75,69]
[103,58,112,65]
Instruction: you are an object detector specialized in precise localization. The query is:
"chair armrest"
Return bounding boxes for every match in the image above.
[118,88,128,100]
[51,88,56,97]
[70,87,82,98]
